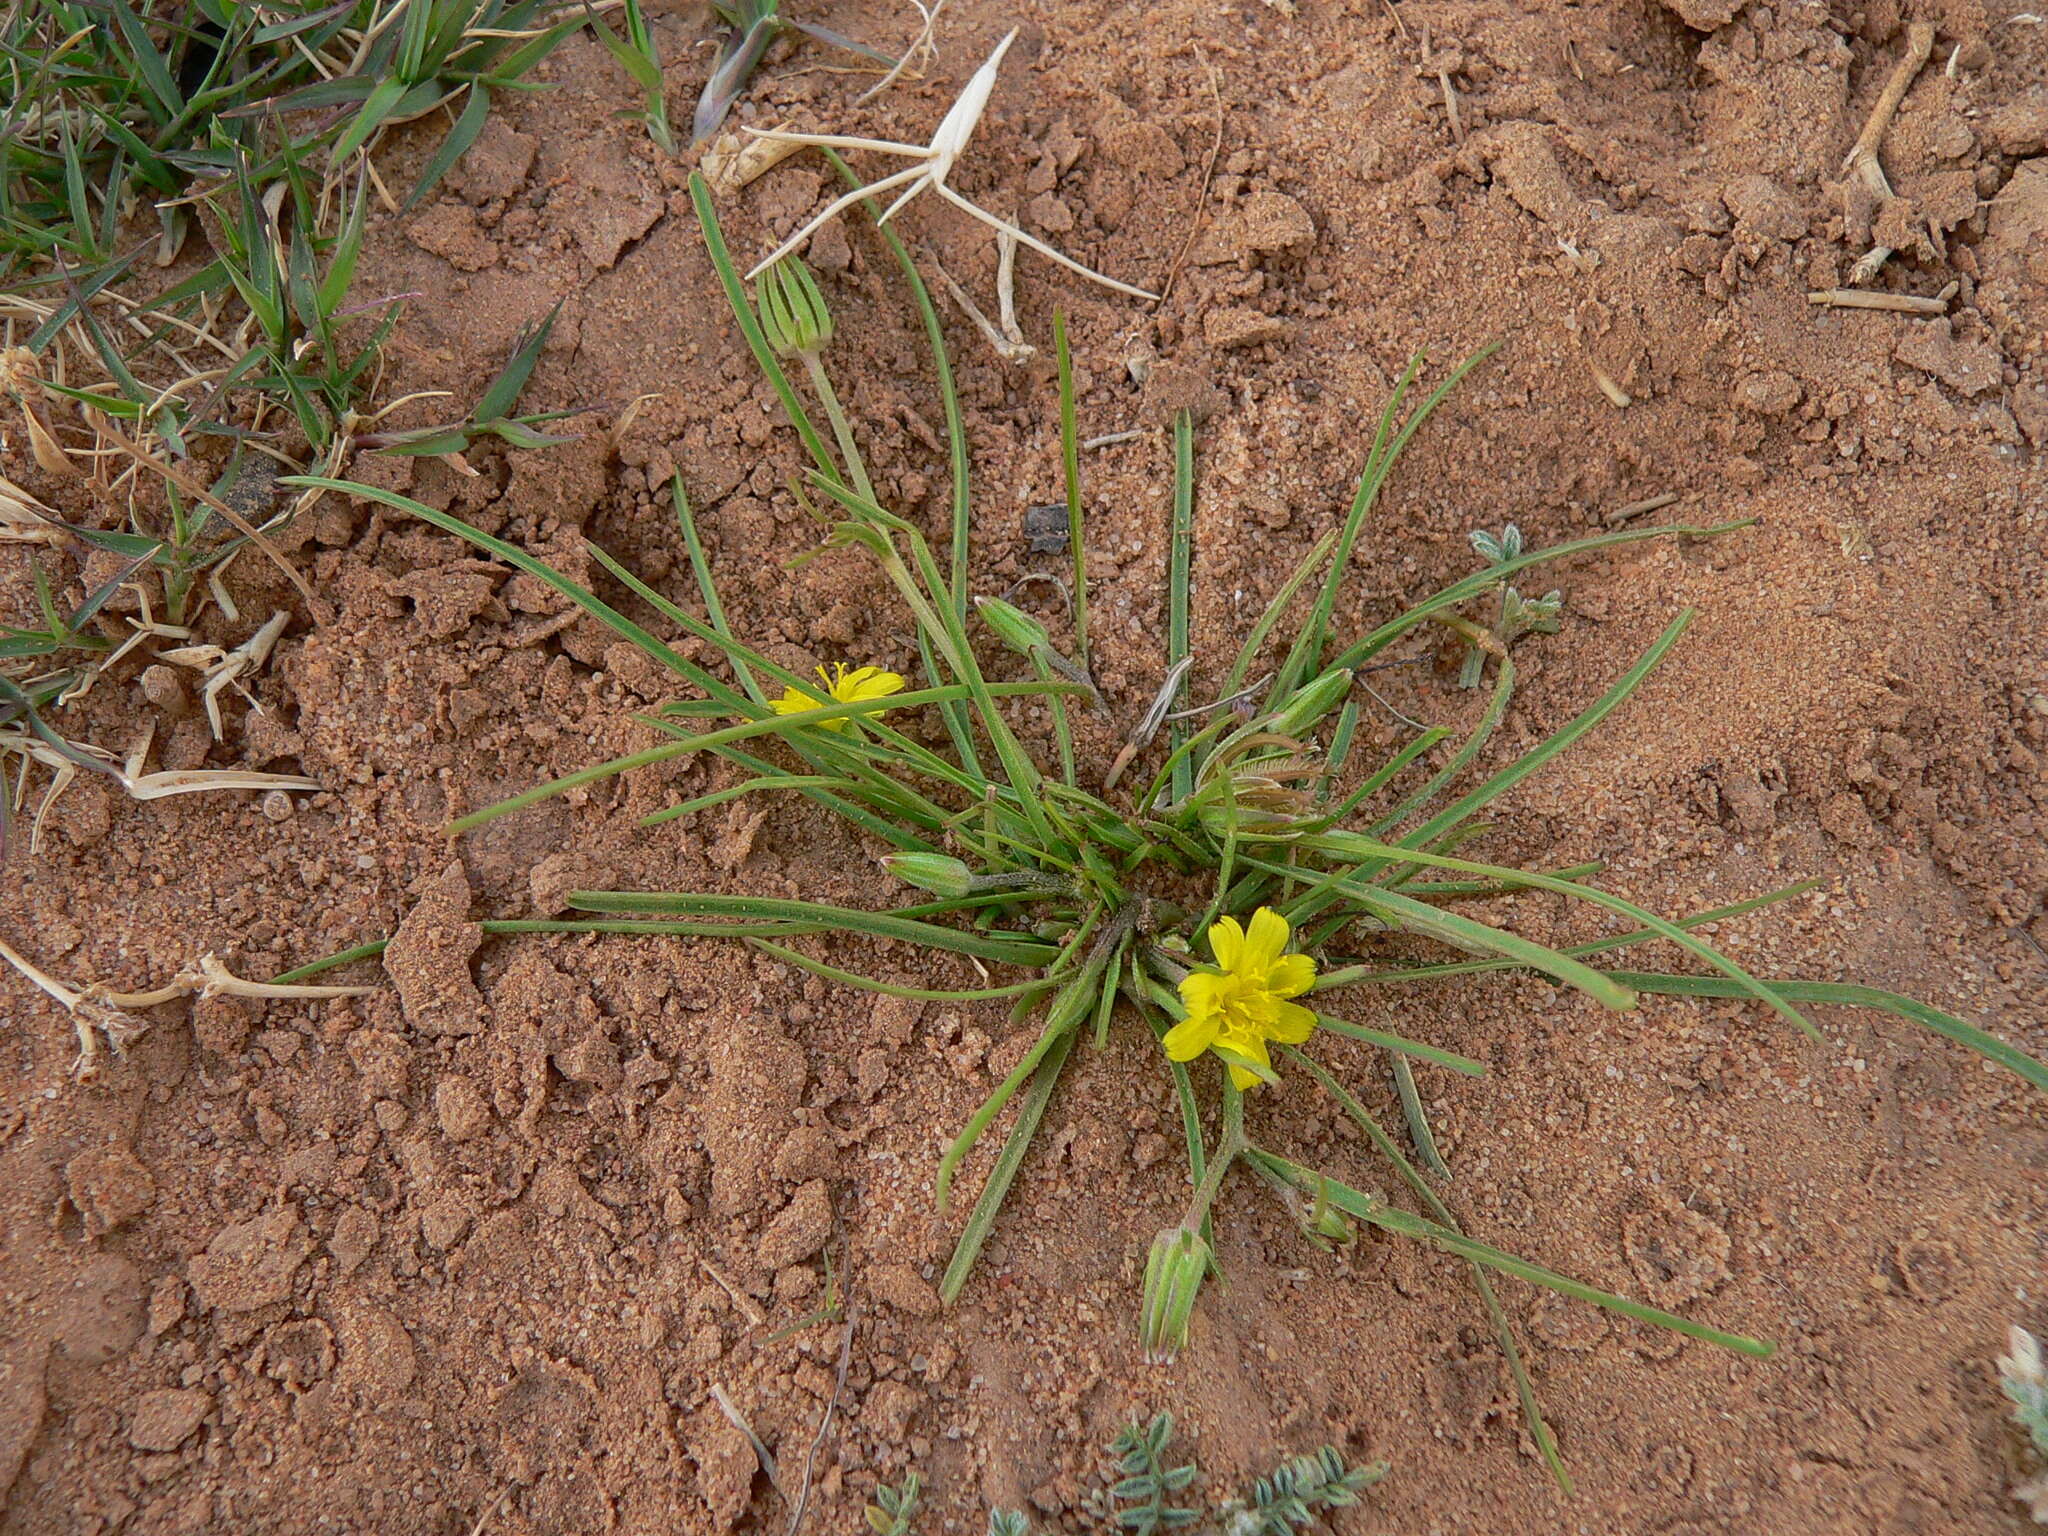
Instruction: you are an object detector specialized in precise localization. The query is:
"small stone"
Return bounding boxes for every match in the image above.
[772,1126,836,1183]
[755,1179,832,1270]
[1819,791,1883,848]
[862,1380,922,1441]
[1237,190,1316,253]
[1894,319,2003,397]
[1022,504,1069,554]
[691,1407,757,1529]
[188,1210,309,1313]
[529,849,614,916]
[126,1388,210,1453]
[1025,193,1074,233]
[419,1195,471,1252]
[327,1212,376,1277]
[434,1076,491,1142]
[384,861,484,1037]
[1660,0,1741,28]
[1721,174,1805,242]
[328,1206,378,1276]
[1203,306,1291,350]
[146,1276,186,1337]
[1733,370,1802,416]
[1985,92,2048,155]
[556,1032,622,1090]
[449,117,537,204]
[260,789,295,822]
[868,1262,941,1318]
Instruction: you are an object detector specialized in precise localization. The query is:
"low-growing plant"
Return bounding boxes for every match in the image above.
[865,1470,922,1536]
[0,0,584,292]
[282,168,2048,1491]
[992,1413,1378,1535]
[2003,1325,2048,1523]
[588,0,674,153]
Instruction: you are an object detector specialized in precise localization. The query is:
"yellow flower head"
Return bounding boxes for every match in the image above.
[771,663,906,731]
[1164,907,1317,1090]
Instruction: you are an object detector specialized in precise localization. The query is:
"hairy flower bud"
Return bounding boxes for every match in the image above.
[1140,1226,1209,1362]
[1271,668,1353,740]
[880,852,975,900]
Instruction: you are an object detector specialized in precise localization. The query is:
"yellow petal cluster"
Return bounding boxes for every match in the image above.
[771,663,906,731]
[1164,908,1317,1090]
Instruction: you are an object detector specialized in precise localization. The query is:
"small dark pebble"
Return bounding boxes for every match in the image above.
[1023,504,1069,554]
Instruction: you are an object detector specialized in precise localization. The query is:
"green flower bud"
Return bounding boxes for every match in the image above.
[1139,1225,1209,1362]
[973,595,1052,656]
[1271,668,1354,739]
[1300,1183,1358,1248]
[880,852,973,899]
[755,256,834,359]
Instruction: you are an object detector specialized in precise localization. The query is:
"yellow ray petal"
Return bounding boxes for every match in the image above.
[1162,1012,1221,1062]
[1241,906,1291,972]
[1207,915,1246,971]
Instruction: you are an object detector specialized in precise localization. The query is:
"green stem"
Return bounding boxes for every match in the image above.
[803,351,874,504]
[1054,309,1088,672]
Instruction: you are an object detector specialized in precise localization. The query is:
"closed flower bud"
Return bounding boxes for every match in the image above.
[1271,668,1354,739]
[1139,1226,1209,1362]
[973,596,1052,656]
[880,852,974,899]
[756,256,834,359]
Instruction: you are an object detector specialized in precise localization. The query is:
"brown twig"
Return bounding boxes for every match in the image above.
[1605,491,1681,525]
[1840,22,1935,285]
[1157,44,1225,306]
[1421,25,1464,143]
[1807,283,1955,314]
[784,1308,858,1536]
[700,1256,767,1326]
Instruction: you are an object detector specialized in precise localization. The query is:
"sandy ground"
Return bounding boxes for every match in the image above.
[3,0,2046,1531]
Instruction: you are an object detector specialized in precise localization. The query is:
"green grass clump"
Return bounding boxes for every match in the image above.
[283,167,2048,1492]
[0,0,583,287]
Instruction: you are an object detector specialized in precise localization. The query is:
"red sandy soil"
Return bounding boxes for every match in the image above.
[3,1,2045,1531]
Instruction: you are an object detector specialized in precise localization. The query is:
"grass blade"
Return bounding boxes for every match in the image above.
[1169,409,1194,802]
[940,1026,1078,1302]
[1605,972,2048,1093]
[1245,1150,1774,1357]
[1054,309,1088,671]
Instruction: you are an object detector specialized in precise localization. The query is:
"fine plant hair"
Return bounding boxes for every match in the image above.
[283,165,2048,1491]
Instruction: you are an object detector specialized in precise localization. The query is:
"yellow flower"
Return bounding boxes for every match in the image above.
[1164,907,1317,1090]
[771,663,906,731]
